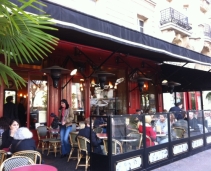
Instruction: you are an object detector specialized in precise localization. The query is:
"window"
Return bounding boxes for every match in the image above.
[139,20,144,33]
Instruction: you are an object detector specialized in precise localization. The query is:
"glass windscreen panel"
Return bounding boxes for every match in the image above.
[90,115,108,155]
[111,115,143,154]
[170,111,188,141]
[153,113,169,145]
[188,111,203,137]
[204,110,211,132]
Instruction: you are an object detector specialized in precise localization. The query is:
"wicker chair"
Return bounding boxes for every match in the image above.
[47,139,61,157]
[75,136,90,171]
[12,150,42,164]
[0,156,34,171]
[139,133,153,147]
[67,132,78,162]
[103,138,123,155]
[36,126,55,154]
[127,132,143,149]
[172,127,186,139]
[0,150,7,165]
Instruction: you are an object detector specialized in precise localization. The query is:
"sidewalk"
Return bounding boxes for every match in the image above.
[152,149,211,171]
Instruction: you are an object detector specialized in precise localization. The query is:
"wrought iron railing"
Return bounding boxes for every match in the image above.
[160,7,192,30]
[204,24,211,38]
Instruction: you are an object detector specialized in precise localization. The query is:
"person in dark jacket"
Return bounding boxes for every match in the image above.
[94,113,107,133]
[0,119,19,149]
[3,96,18,120]
[169,102,183,120]
[10,127,36,153]
[189,112,199,131]
[18,97,26,127]
[76,117,102,154]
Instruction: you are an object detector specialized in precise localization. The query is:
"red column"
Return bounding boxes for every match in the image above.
[128,81,140,114]
[84,79,90,118]
[47,75,60,127]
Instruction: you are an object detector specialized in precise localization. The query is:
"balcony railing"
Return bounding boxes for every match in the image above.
[204,24,211,38]
[160,7,192,31]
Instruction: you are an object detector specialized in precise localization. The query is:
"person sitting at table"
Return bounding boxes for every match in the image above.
[154,114,168,144]
[170,113,176,127]
[94,112,107,133]
[138,115,156,147]
[130,109,143,129]
[11,127,43,164]
[1,119,19,150]
[189,112,199,131]
[10,127,36,153]
[76,117,103,154]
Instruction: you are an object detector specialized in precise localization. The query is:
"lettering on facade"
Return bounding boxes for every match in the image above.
[115,156,142,171]
[173,142,188,156]
[148,148,168,164]
[192,138,203,149]
[206,136,211,144]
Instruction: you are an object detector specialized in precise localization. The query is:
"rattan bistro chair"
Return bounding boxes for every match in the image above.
[12,150,42,164]
[0,156,34,171]
[76,136,90,171]
[127,132,143,149]
[36,126,55,154]
[0,150,7,165]
[103,138,123,155]
[172,127,186,139]
[67,132,78,162]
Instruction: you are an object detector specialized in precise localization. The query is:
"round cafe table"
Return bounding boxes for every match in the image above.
[10,164,57,171]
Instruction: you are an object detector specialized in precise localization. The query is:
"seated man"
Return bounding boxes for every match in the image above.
[154,114,168,144]
[189,112,199,131]
[76,117,103,154]
[94,113,107,133]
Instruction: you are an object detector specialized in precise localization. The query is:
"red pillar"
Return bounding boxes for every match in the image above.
[47,75,60,127]
[84,79,90,118]
[128,81,140,114]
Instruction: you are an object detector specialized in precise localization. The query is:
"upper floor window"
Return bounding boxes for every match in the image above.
[139,20,144,33]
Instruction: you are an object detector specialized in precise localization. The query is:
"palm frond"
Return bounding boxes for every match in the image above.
[0,0,59,88]
[0,62,26,88]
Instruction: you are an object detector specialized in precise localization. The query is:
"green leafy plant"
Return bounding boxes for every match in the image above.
[0,0,58,88]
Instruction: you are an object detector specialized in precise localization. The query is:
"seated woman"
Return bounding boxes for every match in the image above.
[10,127,36,153]
[138,115,156,147]
[0,119,19,150]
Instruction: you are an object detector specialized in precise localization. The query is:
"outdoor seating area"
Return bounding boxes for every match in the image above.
[0,110,211,171]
